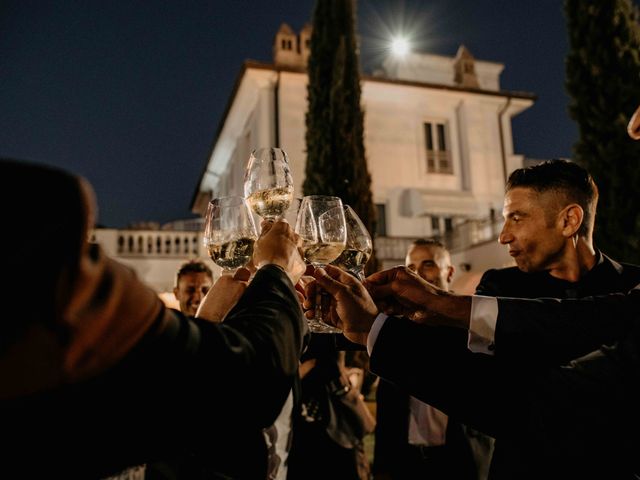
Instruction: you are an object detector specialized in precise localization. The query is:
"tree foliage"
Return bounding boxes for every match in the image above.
[304,0,376,244]
[565,0,640,262]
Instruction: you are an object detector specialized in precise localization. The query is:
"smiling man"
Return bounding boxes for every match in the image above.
[475,159,640,302]
[173,260,214,317]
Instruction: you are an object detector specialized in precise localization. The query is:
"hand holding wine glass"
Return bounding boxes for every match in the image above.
[244,147,294,221]
[295,195,346,333]
[331,205,373,281]
[203,196,258,274]
[253,219,307,285]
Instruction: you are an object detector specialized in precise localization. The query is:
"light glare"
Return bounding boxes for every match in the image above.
[391,37,409,57]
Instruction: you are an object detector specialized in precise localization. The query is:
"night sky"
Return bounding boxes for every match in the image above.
[1,0,623,227]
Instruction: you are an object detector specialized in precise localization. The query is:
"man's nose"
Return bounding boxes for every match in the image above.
[192,290,204,302]
[498,226,512,245]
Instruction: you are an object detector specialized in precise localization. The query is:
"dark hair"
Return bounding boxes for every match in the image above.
[506,159,598,237]
[3,158,88,351]
[411,238,448,251]
[175,260,213,286]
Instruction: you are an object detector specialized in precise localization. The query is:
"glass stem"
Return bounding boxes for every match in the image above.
[314,288,323,322]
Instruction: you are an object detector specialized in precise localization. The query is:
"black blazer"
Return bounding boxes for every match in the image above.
[477,252,640,365]
[369,290,640,478]
[3,264,306,479]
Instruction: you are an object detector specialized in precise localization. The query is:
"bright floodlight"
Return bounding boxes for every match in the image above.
[391,37,410,57]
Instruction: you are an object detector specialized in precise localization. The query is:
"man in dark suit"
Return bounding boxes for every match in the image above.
[0,159,307,479]
[306,263,640,479]
[303,102,640,479]
[373,239,478,480]
[469,159,640,476]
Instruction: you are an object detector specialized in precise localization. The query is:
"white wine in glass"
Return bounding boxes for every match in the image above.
[295,195,346,333]
[331,205,373,281]
[203,196,258,274]
[244,147,294,221]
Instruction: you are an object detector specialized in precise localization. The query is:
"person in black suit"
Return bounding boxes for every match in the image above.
[0,159,307,479]
[306,263,640,479]
[302,102,640,479]
[373,239,478,480]
[469,159,640,477]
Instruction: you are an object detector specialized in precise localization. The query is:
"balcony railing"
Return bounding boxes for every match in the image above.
[375,217,503,262]
[90,230,202,258]
[118,232,200,257]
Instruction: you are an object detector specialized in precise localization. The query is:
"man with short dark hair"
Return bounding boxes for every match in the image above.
[304,104,640,479]
[468,158,640,477]
[173,260,213,317]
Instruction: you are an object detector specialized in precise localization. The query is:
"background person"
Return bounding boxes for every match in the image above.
[374,239,479,480]
[172,260,213,317]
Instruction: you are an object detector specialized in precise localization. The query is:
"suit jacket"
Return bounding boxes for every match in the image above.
[369,288,640,479]
[0,160,306,479]
[373,334,477,479]
[473,251,640,478]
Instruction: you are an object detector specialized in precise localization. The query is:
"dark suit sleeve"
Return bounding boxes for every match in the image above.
[148,264,306,430]
[509,330,640,474]
[369,317,507,437]
[494,287,640,364]
[368,311,640,466]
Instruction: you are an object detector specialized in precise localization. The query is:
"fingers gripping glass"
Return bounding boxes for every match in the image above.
[295,195,346,333]
[203,196,258,274]
[244,147,294,222]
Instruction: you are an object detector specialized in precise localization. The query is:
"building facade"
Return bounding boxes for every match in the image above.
[190,24,536,291]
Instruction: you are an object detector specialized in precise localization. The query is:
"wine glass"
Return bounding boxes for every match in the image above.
[283,197,303,226]
[295,195,347,333]
[203,196,258,274]
[331,205,373,281]
[244,147,294,221]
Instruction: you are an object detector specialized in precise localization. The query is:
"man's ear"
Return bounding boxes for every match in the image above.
[173,286,179,298]
[560,204,584,237]
[446,265,455,284]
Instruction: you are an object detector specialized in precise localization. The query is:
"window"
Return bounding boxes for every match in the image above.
[431,216,441,235]
[444,217,453,232]
[424,122,452,174]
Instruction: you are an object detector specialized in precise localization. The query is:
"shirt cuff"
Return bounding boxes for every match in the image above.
[468,295,498,355]
[367,313,389,356]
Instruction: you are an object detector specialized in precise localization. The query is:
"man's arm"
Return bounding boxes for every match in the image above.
[367,266,640,363]
[494,289,640,363]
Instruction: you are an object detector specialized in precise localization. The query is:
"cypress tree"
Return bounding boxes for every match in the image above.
[565,0,640,262]
[304,0,376,252]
